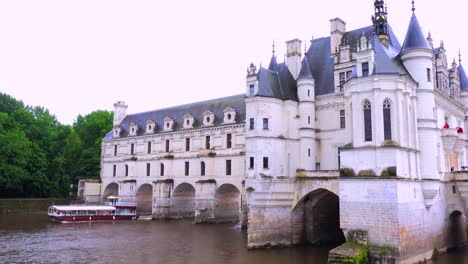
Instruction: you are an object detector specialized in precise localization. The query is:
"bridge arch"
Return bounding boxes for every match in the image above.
[135,183,153,217]
[292,188,345,246]
[171,183,196,218]
[102,183,119,202]
[448,210,467,249]
[215,184,241,222]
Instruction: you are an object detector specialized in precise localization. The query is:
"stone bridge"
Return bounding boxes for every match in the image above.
[101,177,245,224]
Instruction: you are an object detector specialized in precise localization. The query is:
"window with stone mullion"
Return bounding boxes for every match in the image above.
[383,99,392,141]
[363,100,372,142]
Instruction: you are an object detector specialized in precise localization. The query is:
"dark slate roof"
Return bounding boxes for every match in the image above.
[401,14,431,53]
[256,62,298,101]
[459,63,468,90]
[104,94,246,140]
[303,25,409,96]
[306,36,334,95]
[268,55,278,71]
[298,55,313,80]
[372,26,411,76]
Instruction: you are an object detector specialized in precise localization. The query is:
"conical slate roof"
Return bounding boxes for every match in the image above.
[268,55,278,71]
[298,55,313,80]
[459,63,468,90]
[401,14,431,53]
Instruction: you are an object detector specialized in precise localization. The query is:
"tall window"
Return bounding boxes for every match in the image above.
[226,160,232,175]
[147,142,152,154]
[114,145,118,156]
[340,110,346,129]
[339,72,346,91]
[263,157,269,169]
[263,118,269,130]
[308,148,311,157]
[113,165,116,177]
[206,136,211,149]
[249,85,255,97]
[165,140,170,152]
[363,100,372,141]
[185,162,190,176]
[249,118,255,130]
[427,68,431,82]
[308,116,311,125]
[249,157,254,169]
[362,62,369,77]
[201,161,206,176]
[186,138,190,151]
[160,163,165,176]
[383,99,392,140]
[146,163,151,176]
[227,133,232,149]
[130,143,135,155]
[125,165,129,177]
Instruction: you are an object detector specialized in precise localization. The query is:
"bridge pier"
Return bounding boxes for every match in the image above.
[194,181,216,223]
[152,180,173,219]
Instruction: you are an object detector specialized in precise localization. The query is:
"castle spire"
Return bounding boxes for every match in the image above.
[412,0,415,13]
[372,0,389,44]
[268,41,278,71]
[459,49,462,64]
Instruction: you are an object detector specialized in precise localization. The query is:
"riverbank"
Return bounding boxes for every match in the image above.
[0,198,69,214]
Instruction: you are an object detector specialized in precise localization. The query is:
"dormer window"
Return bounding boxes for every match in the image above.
[183,114,195,129]
[163,117,174,132]
[129,122,139,136]
[146,120,156,134]
[203,111,215,126]
[249,84,255,97]
[223,107,237,124]
[113,125,122,138]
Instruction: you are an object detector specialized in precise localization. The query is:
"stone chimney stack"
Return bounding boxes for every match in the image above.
[330,18,346,55]
[113,101,128,126]
[286,39,302,79]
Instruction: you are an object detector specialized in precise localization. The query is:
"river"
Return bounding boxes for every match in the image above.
[0,210,467,263]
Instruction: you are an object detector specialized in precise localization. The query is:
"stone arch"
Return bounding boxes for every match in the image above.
[215,184,241,222]
[135,183,153,217]
[292,188,345,246]
[102,183,119,202]
[171,183,196,218]
[448,210,467,249]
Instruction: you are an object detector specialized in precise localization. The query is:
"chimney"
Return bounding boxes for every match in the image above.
[286,39,302,79]
[330,18,346,55]
[113,101,128,126]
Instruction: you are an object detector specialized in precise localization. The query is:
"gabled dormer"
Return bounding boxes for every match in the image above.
[223,107,237,124]
[129,122,139,136]
[163,117,174,132]
[183,114,195,129]
[203,111,215,126]
[113,125,122,138]
[355,33,374,78]
[146,120,156,134]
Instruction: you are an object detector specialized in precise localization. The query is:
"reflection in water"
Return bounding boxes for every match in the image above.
[0,211,467,264]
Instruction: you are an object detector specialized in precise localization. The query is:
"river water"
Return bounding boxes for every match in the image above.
[0,211,467,264]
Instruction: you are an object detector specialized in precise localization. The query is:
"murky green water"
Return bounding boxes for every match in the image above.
[0,205,467,263]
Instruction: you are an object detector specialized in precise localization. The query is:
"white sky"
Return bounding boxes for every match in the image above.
[0,0,466,124]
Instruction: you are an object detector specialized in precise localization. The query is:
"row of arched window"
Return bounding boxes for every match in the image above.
[363,99,392,142]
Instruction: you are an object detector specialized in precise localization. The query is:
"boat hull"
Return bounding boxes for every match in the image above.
[49,215,136,223]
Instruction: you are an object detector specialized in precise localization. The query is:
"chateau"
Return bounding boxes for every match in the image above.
[97,1,468,263]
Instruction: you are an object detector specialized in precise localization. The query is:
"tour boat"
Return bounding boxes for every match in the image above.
[48,197,137,223]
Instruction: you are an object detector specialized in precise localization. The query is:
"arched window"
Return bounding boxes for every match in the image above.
[383,99,392,140]
[160,163,165,176]
[363,100,372,141]
[201,161,206,176]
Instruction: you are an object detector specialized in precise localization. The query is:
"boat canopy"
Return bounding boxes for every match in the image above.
[49,205,116,211]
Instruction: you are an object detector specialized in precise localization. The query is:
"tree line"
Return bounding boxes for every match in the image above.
[0,92,113,198]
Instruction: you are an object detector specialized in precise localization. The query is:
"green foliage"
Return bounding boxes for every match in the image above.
[0,92,112,198]
[340,168,356,177]
[358,170,377,177]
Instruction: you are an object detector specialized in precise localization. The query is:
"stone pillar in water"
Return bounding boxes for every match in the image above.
[194,180,216,223]
[152,180,173,219]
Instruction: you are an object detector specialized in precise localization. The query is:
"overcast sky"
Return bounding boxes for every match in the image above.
[0,0,466,124]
